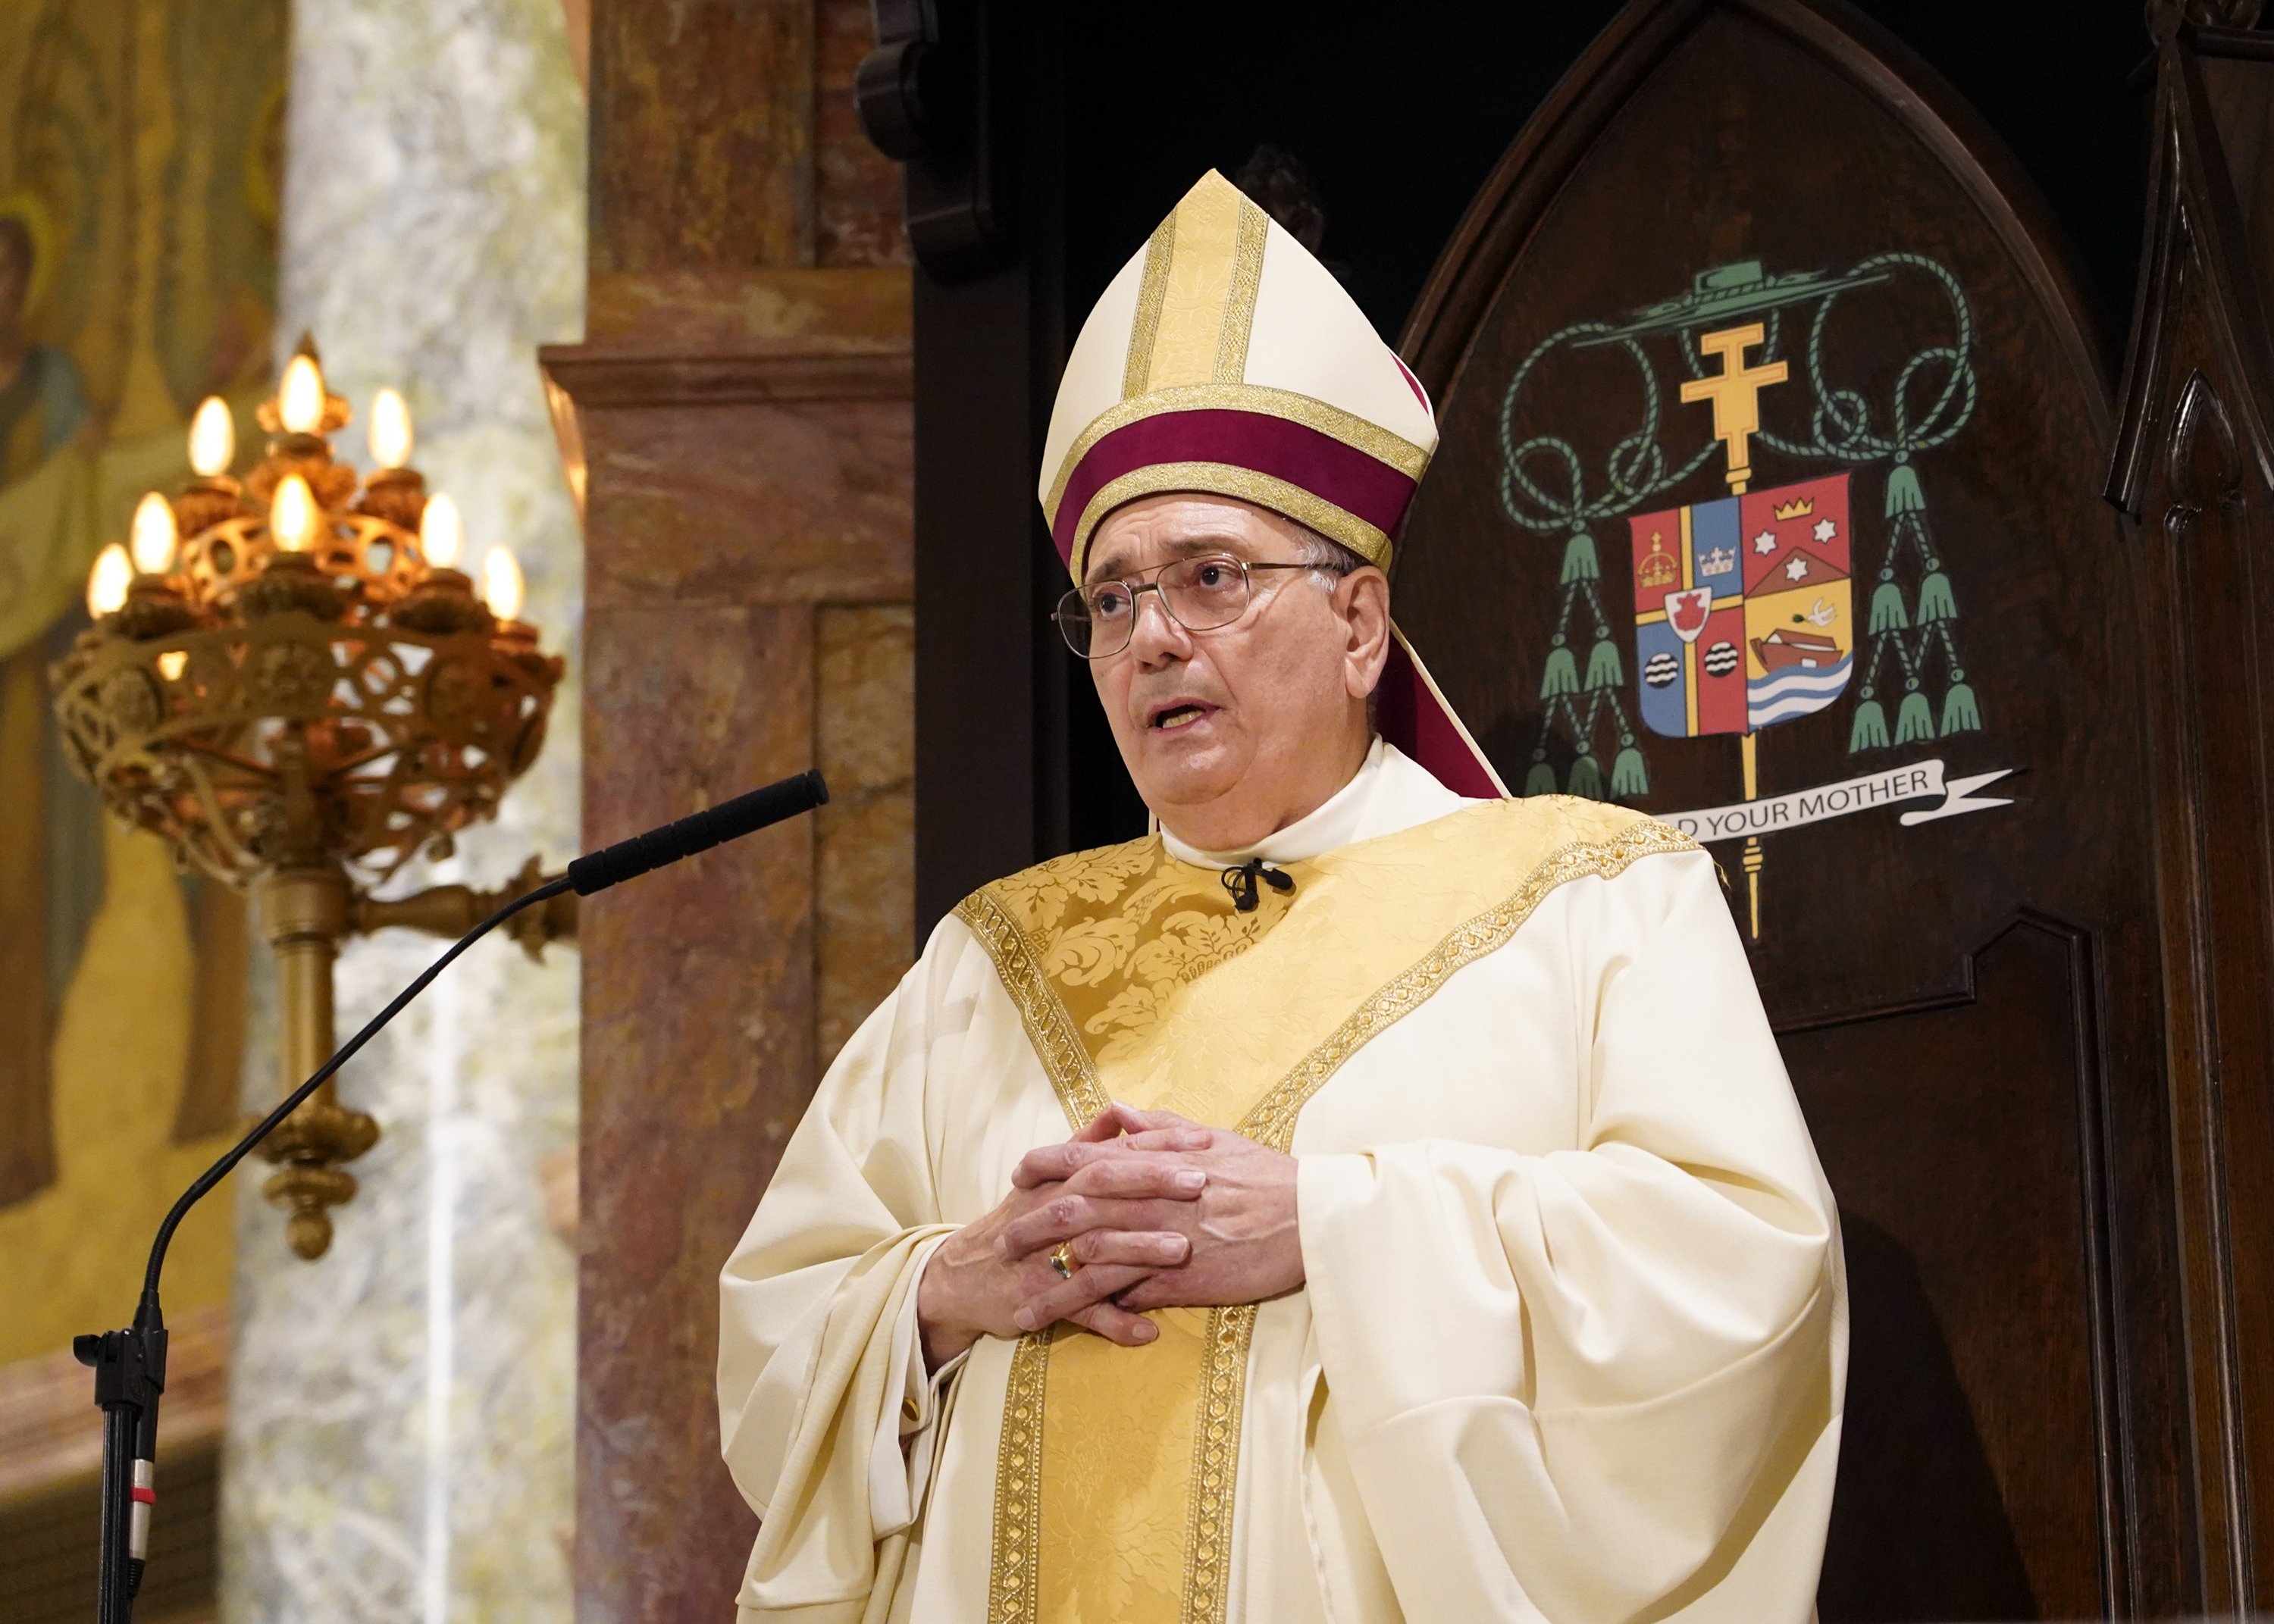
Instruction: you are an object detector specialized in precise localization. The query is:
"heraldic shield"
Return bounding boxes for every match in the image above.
[1628,472,1854,739]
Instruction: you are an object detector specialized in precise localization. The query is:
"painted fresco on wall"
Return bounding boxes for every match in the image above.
[0,0,285,1364]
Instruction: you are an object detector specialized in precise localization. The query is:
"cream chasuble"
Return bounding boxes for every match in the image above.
[719,743,1846,1624]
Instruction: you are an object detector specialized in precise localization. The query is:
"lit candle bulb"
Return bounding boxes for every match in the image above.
[278,353,326,435]
[480,546,524,621]
[188,396,235,477]
[86,544,133,618]
[270,474,319,552]
[130,492,180,574]
[158,650,188,681]
[369,388,412,469]
[418,492,463,568]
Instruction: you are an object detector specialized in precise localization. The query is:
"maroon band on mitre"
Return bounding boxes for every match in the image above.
[1051,408,1419,565]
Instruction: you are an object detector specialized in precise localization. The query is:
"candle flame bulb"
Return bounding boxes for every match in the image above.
[189,396,235,477]
[369,388,412,469]
[278,353,326,434]
[158,650,188,681]
[418,492,463,568]
[270,474,319,552]
[130,492,180,574]
[480,546,524,622]
[87,544,132,618]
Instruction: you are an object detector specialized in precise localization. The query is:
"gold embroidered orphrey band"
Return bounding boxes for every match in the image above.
[955,817,1696,1624]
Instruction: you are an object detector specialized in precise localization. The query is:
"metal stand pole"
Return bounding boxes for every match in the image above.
[78,1294,167,1623]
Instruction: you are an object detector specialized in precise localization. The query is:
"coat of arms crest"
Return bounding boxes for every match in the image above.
[1629,473,1854,742]
[1499,258,2010,937]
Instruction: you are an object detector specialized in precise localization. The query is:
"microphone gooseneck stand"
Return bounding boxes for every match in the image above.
[77,768,829,1622]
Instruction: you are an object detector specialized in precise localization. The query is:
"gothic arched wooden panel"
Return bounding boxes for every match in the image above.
[1392,0,2189,1613]
[2107,18,2274,1612]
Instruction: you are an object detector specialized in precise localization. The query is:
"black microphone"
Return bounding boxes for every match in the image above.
[567,768,828,895]
[76,768,830,1622]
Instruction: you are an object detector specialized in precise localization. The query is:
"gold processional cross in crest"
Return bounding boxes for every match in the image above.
[1679,323,1787,496]
[1679,322,1788,939]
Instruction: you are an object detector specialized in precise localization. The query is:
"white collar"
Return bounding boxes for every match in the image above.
[1158,738,1475,868]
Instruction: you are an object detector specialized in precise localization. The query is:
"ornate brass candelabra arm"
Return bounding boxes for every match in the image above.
[353,854,579,962]
[52,340,566,1259]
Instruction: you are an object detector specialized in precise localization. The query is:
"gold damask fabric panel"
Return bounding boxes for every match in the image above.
[982,797,1689,1128]
[964,833,1300,1127]
[1227,812,1699,1152]
[1036,1306,1210,1624]
[954,882,1114,1132]
[960,799,1698,1624]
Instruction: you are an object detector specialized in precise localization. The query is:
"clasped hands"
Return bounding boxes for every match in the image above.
[916,1104,1302,1369]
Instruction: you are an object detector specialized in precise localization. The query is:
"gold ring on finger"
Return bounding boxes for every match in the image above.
[1050,1242,1076,1280]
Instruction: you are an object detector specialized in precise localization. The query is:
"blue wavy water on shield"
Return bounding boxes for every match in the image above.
[1635,619,1691,738]
[1746,656,1853,728]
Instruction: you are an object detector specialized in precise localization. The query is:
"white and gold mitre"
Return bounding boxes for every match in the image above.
[1038,169,1439,582]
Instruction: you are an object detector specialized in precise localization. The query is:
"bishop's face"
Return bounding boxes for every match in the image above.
[1081,493,1388,852]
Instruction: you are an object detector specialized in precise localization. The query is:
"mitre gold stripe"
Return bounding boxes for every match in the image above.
[1142,180,1250,393]
[1211,202,1268,383]
[1069,462,1392,582]
[1042,383,1431,530]
[1123,217,1176,400]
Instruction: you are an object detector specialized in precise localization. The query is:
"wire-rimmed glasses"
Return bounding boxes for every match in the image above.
[1052,554,1322,659]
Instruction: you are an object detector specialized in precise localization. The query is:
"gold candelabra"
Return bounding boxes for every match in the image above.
[51,337,572,1259]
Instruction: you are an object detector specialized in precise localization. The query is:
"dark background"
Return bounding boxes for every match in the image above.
[1053,1,2153,850]
[1060,4,2150,364]
[915,0,2165,925]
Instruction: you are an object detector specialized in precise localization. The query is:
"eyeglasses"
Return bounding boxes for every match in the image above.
[1053,554,1329,659]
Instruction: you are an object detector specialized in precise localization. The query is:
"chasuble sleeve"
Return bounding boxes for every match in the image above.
[1296,847,1844,1623]
[716,925,971,1619]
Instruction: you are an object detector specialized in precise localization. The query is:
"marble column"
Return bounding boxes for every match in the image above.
[544,2,913,1618]
[218,2,587,1621]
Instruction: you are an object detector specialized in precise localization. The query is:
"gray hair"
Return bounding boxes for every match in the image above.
[1285,521,1372,580]
[1283,521,1385,721]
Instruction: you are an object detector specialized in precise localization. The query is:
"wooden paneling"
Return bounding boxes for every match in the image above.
[1796,918,2119,1619]
[1395,0,2193,1613]
[2109,23,2274,1608]
[907,8,1074,931]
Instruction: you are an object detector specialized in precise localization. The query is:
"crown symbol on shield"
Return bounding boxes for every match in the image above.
[1637,532,1678,587]
[1700,545,1735,576]
[1771,496,1815,521]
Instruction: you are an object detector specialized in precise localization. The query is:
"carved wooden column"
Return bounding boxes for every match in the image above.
[543,3,913,1618]
[2109,13,2274,1611]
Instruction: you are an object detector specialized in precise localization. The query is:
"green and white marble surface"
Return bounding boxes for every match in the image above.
[221,2,585,1619]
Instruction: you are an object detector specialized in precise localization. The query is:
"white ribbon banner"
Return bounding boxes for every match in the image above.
[1657,757,2018,845]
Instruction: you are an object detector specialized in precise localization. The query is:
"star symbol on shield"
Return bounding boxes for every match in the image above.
[1752,530,1776,555]
[1812,518,1837,543]
[1784,555,1809,581]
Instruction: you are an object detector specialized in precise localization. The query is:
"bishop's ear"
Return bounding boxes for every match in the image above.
[1338,567,1392,700]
